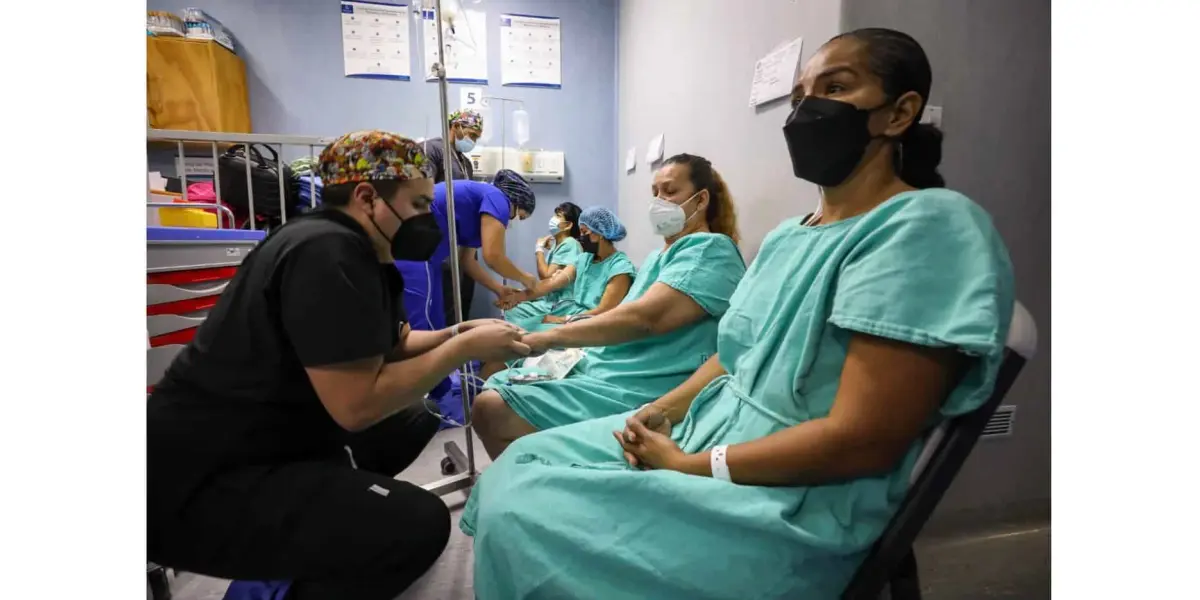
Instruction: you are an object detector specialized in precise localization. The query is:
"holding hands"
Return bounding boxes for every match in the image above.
[457,320,531,363]
[613,405,684,471]
[495,286,527,310]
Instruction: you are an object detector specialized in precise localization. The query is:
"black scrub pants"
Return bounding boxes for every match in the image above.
[442,257,475,325]
[148,405,447,600]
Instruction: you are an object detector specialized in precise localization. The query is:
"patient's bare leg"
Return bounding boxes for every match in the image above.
[471,390,539,460]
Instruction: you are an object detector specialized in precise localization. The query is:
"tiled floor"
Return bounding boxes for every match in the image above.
[167,428,1049,600]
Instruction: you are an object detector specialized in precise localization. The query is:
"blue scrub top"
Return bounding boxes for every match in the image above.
[430,180,511,264]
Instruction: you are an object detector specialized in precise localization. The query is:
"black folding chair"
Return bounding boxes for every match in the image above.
[841,300,1039,600]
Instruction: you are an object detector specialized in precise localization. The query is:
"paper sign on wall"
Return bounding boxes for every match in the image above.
[921,105,943,129]
[341,2,412,80]
[749,36,803,107]
[645,134,664,164]
[460,86,489,111]
[625,147,637,173]
[500,14,562,88]
[422,7,488,83]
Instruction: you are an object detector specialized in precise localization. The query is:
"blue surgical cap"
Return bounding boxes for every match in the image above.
[492,169,536,215]
[579,206,627,242]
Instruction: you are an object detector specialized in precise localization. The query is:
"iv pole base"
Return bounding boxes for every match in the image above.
[423,439,475,497]
[440,439,468,475]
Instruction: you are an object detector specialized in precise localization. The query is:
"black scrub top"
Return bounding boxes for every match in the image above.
[422,137,474,183]
[148,209,407,498]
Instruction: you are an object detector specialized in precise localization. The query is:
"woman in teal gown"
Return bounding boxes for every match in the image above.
[501,206,636,333]
[470,153,747,460]
[462,28,1016,599]
[501,202,585,331]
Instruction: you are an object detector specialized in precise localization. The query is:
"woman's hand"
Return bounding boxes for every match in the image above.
[457,323,532,363]
[494,286,525,310]
[521,331,555,356]
[537,235,554,250]
[457,318,510,333]
[613,418,686,471]
[617,404,671,467]
[541,314,568,325]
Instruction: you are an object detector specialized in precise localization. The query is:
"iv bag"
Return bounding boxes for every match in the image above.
[513,108,530,147]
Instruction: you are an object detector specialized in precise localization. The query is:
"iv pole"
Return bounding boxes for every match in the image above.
[422,0,478,498]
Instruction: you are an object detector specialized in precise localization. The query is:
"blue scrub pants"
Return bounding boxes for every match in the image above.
[394,258,457,422]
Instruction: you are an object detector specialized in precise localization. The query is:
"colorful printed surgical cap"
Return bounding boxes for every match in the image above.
[317,130,435,185]
[448,109,484,132]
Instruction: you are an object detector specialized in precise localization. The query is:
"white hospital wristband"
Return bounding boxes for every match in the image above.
[710,444,731,482]
[450,323,460,337]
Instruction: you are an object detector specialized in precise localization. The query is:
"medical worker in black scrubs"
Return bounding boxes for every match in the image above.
[147,130,530,600]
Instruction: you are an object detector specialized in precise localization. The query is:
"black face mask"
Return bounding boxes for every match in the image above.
[579,235,600,255]
[373,196,443,262]
[783,96,888,187]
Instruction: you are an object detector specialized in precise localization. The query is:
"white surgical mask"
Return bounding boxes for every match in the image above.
[648,191,701,237]
[548,215,562,234]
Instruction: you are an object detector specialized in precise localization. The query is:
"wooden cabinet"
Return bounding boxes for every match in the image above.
[147,37,251,133]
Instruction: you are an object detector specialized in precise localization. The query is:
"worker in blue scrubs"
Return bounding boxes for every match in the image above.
[395,169,536,333]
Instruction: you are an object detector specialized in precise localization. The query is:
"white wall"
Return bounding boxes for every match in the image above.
[616,0,842,262]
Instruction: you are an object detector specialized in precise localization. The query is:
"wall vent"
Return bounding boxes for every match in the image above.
[980,405,1017,439]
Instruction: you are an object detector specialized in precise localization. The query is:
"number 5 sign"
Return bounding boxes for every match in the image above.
[459,86,489,111]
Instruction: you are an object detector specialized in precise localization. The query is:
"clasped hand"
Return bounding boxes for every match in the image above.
[612,403,686,471]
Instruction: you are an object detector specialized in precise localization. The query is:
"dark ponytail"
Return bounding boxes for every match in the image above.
[556,201,582,240]
[835,27,945,189]
[663,153,741,244]
[899,123,945,189]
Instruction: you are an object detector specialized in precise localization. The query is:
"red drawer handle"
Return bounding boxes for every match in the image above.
[147,296,219,316]
[147,266,239,286]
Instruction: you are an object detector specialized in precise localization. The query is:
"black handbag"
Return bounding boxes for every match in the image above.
[217,144,300,221]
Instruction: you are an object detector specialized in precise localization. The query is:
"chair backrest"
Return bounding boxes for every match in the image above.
[841,300,1038,599]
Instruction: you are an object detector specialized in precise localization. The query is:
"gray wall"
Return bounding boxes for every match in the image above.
[615,0,842,263]
[841,0,1051,528]
[147,0,620,318]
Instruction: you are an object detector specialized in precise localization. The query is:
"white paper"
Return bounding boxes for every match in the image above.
[423,7,488,83]
[460,86,489,111]
[500,14,562,87]
[749,36,804,107]
[645,134,664,164]
[175,156,215,177]
[341,2,412,80]
[920,105,943,129]
[625,147,637,173]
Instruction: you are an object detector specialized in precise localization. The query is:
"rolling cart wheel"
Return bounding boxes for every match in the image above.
[441,456,457,475]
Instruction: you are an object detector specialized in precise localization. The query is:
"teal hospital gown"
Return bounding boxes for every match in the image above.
[513,249,639,334]
[486,232,746,430]
[462,189,1015,600]
[504,237,584,331]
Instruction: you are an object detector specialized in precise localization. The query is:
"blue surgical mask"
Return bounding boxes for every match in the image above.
[548,216,562,234]
[454,137,475,153]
